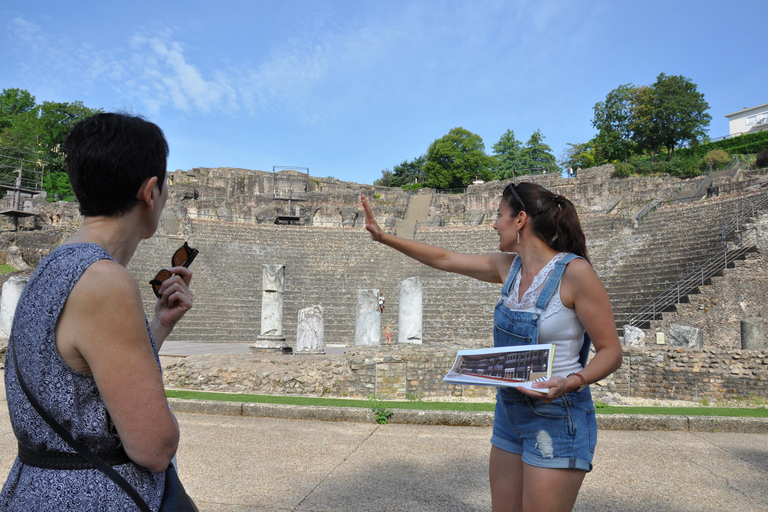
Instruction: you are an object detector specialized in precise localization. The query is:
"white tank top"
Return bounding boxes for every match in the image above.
[502,253,585,377]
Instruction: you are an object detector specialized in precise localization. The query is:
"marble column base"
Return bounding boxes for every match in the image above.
[250,335,292,354]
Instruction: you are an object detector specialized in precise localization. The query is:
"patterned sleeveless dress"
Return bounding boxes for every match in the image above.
[0,243,165,511]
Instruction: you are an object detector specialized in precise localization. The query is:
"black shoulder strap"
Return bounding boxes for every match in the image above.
[11,340,152,512]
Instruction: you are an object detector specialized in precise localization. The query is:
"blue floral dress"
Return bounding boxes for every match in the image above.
[1,243,165,511]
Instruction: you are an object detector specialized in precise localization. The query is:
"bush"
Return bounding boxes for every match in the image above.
[669,156,702,177]
[677,130,768,160]
[631,158,655,175]
[756,150,768,169]
[702,149,730,169]
[613,161,634,177]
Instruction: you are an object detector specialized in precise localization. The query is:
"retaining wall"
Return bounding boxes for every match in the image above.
[162,344,768,402]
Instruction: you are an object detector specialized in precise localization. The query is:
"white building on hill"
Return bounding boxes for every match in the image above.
[724,103,768,137]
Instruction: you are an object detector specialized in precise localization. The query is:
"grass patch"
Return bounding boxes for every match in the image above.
[595,406,768,418]
[166,390,494,411]
[166,390,768,417]
[0,265,17,274]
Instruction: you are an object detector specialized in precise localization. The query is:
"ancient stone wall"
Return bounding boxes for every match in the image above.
[162,344,768,402]
[645,209,768,349]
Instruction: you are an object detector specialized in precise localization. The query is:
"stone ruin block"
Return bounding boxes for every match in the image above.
[741,317,766,350]
[667,324,703,349]
[398,277,423,344]
[0,276,28,338]
[622,324,645,347]
[355,288,380,346]
[296,305,325,354]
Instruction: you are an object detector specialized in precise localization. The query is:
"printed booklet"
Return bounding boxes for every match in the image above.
[443,344,555,392]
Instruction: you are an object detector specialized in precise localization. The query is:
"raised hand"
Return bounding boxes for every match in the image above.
[151,266,193,346]
[361,194,384,241]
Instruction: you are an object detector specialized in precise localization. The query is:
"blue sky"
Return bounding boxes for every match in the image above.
[2,1,766,184]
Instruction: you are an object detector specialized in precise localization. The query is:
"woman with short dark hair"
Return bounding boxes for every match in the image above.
[362,182,622,511]
[2,113,194,511]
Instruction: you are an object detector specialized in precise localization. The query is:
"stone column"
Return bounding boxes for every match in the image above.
[398,277,423,344]
[251,264,291,353]
[0,276,28,338]
[296,305,325,354]
[741,317,766,350]
[355,289,380,346]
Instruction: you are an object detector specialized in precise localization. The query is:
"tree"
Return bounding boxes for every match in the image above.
[492,129,523,179]
[591,84,636,163]
[0,88,36,131]
[389,155,426,187]
[631,73,711,160]
[373,168,393,187]
[0,90,101,200]
[518,130,557,174]
[424,128,493,189]
[560,141,595,170]
[627,85,664,161]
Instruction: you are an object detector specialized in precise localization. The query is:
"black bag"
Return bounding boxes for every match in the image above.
[159,463,198,512]
[12,340,198,512]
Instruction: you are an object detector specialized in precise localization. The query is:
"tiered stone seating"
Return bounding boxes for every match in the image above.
[603,190,767,329]
[126,180,768,346]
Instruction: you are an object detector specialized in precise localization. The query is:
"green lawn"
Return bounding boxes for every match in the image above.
[166,390,768,418]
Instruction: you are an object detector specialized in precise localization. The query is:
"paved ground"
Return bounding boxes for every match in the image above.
[1,343,767,510]
[1,400,765,511]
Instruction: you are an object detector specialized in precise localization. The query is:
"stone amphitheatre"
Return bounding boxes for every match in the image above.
[1,163,768,404]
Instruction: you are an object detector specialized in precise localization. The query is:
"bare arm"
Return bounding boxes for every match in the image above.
[56,260,179,473]
[362,194,512,284]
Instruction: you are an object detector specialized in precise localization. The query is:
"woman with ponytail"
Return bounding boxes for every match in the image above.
[362,182,621,512]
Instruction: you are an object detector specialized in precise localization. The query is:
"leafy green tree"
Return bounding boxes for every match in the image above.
[389,155,426,187]
[0,90,101,201]
[631,73,711,160]
[43,170,76,201]
[492,129,523,179]
[424,127,493,189]
[373,169,393,187]
[591,83,636,163]
[628,85,664,161]
[561,141,596,170]
[0,88,36,131]
[518,130,557,174]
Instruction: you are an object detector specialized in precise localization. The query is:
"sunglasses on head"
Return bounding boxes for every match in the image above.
[506,183,526,212]
[149,241,199,298]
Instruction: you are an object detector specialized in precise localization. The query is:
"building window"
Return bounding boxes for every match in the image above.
[746,112,768,126]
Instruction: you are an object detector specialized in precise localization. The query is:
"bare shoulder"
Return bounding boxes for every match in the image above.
[564,257,597,278]
[57,259,146,372]
[561,257,606,307]
[488,251,517,283]
[73,259,142,303]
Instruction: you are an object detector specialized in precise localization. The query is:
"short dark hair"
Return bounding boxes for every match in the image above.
[65,113,169,217]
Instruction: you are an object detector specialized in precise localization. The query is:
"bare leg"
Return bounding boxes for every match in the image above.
[489,446,523,512]
[522,464,586,512]
[490,446,587,512]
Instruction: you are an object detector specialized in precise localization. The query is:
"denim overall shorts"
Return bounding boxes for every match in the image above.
[490,253,598,471]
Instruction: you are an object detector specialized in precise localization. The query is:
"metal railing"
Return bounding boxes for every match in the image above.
[625,190,768,328]
[0,151,45,192]
[724,156,741,178]
[634,198,663,224]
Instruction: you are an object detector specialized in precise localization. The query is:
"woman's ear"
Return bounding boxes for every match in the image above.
[137,176,160,209]
[516,210,528,228]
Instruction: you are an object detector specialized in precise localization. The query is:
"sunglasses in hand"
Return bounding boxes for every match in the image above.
[149,241,199,298]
